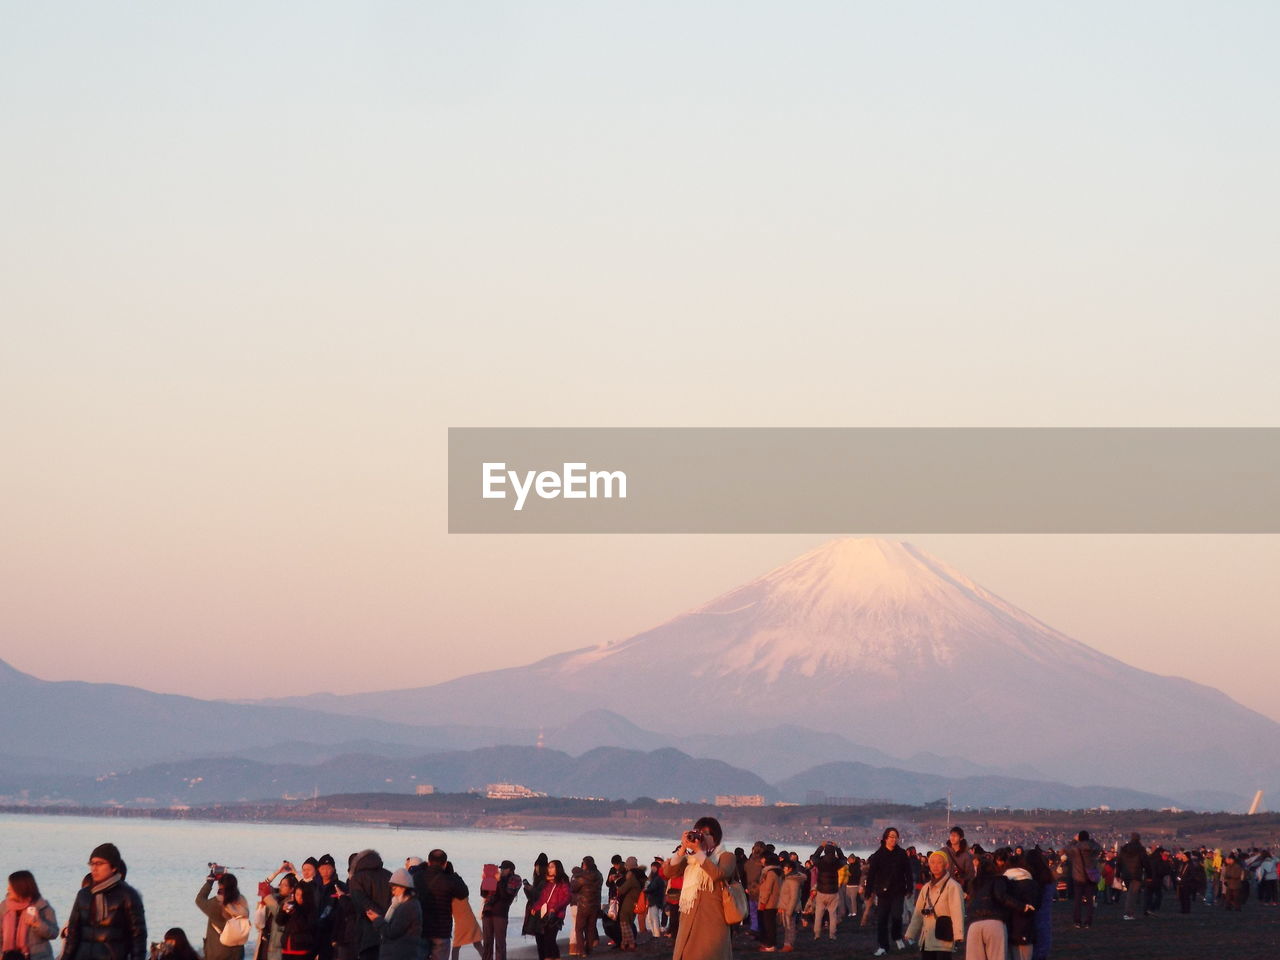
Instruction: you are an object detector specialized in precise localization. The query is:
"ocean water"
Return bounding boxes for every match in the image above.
[0,813,693,952]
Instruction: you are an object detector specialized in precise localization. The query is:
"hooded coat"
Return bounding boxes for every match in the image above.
[348,851,392,955]
[777,872,805,915]
[1001,868,1038,945]
[756,867,780,911]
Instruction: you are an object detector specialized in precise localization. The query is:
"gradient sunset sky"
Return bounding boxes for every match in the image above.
[2,4,1277,721]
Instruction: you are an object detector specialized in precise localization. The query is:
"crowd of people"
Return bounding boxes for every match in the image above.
[1,824,1275,960]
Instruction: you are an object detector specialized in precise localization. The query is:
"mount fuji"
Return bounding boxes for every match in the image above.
[262,539,1279,801]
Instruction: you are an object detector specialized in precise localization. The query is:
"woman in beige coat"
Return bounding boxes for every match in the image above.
[664,817,736,960]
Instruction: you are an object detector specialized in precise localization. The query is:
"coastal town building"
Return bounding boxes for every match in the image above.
[715,794,766,807]
[486,782,546,799]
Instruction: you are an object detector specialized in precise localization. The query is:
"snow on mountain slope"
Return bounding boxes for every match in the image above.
[555,538,1119,682]
[258,539,1279,800]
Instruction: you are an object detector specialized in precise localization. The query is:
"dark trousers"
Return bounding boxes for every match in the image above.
[758,908,777,948]
[481,915,508,960]
[575,904,598,955]
[1031,883,1053,960]
[1072,883,1095,926]
[875,895,904,950]
[1146,883,1163,913]
[664,904,680,941]
[534,928,560,960]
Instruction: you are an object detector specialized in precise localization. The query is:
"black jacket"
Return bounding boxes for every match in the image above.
[520,856,548,940]
[1001,869,1038,945]
[482,874,522,919]
[1177,860,1205,891]
[966,873,1021,925]
[1118,841,1149,883]
[328,890,359,960]
[411,864,469,940]
[644,872,666,903]
[348,851,392,954]
[277,889,317,958]
[62,878,147,960]
[864,847,912,899]
[316,880,347,937]
[810,845,845,895]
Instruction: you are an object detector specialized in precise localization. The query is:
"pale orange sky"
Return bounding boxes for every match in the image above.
[1,5,1277,724]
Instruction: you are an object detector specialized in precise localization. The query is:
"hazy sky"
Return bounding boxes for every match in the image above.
[2,5,1277,721]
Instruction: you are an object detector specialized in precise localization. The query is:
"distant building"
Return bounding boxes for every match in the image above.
[715,795,765,807]
[486,783,546,799]
[415,784,435,796]
[656,798,681,805]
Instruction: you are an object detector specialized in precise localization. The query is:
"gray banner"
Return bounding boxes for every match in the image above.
[447,428,1280,533]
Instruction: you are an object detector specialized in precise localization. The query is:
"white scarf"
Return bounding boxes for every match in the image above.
[678,845,728,915]
[386,890,409,923]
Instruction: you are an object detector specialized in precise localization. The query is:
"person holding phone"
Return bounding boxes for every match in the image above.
[365,870,420,960]
[1,871,57,960]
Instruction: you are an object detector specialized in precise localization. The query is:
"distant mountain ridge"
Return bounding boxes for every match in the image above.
[0,657,511,766]
[2,743,1179,811]
[7,538,1276,811]
[3,745,778,806]
[250,539,1280,800]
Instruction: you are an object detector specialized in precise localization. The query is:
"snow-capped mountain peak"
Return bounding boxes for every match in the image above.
[560,538,1108,682]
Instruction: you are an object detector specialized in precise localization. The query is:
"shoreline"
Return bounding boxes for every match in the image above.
[3,796,1278,850]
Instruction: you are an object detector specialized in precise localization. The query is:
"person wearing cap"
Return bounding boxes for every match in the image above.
[480,862,520,960]
[62,843,147,960]
[315,855,346,960]
[366,870,420,960]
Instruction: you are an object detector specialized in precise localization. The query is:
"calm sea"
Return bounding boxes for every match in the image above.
[0,813,706,952]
